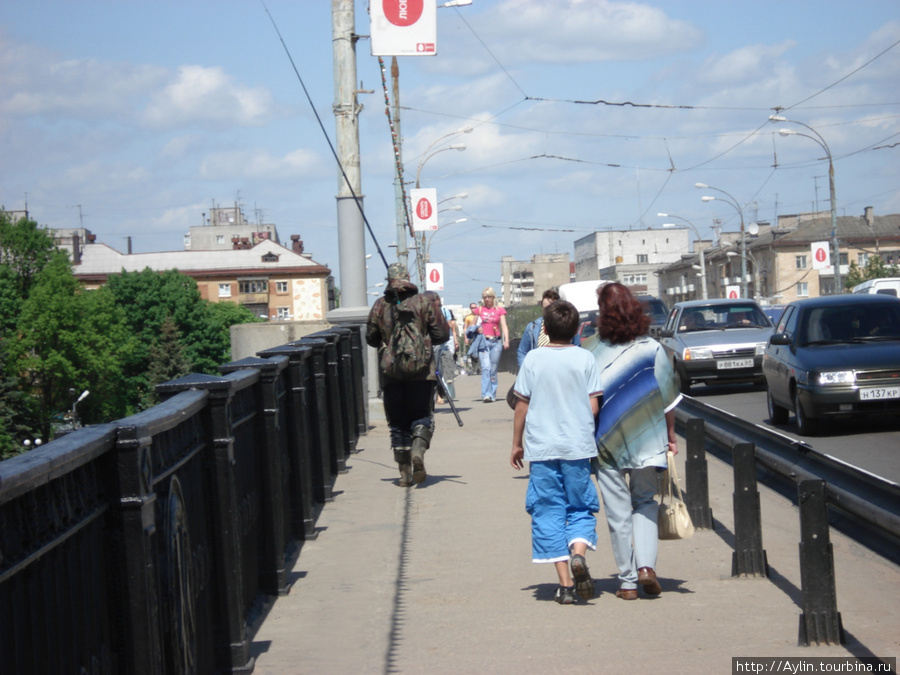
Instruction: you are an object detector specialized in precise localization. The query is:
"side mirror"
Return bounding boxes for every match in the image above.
[769,333,790,346]
[659,328,674,338]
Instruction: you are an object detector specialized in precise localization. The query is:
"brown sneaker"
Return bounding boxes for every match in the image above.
[570,555,594,600]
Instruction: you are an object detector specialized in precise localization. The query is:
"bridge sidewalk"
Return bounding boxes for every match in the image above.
[249,374,899,674]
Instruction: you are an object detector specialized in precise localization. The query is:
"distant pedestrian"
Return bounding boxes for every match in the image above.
[516,288,581,368]
[366,263,449,486]
[462,302,481,375]
[472,287,508,402]
[585,283,681,600]
[511,300,603,604]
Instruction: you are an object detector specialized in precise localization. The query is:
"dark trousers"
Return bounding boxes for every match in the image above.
[382,379,436,448]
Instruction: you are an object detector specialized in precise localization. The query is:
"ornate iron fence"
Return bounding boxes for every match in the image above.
[0,327,366,675]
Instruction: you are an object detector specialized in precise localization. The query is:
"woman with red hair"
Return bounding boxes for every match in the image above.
[585,283,682,600]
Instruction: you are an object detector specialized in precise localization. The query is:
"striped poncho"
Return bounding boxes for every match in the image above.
[584,336,682,471]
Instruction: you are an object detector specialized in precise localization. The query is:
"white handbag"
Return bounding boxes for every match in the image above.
[658,451,695,540]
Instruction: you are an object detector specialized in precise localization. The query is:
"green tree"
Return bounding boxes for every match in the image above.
[0,211,57,336]
[141,315,191,409]
[0,337,37,459]
[11,254,134,438]
[844,255,900,290]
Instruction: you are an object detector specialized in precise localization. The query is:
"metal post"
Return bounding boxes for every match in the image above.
[684,418,713,529]
[797,480,844,646]
[731,442,769,577]
[332,0,367,311]
[391,57,409,270]
[829,160,841,292]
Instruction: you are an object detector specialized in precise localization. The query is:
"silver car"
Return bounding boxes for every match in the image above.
[659,299,774,394]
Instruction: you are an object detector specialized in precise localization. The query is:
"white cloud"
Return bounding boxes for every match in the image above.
[698,41,796,85]
[141,65,274,129]
[477,0,703,64]
[198,147,323,181]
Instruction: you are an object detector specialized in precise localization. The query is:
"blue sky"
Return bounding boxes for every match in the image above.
[2,0,899,306]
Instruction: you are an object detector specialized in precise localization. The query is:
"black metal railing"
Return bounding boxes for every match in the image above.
[0,326,366,675]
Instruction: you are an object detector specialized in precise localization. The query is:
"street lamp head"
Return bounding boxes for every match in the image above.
[769,115,787,122]
[778,128,797,137]
[662,223,676,228]
[694,183,708,189]
[657,212,669,217]
[701,196,716,202]
[460,125,474,133]
[449,144,466,151]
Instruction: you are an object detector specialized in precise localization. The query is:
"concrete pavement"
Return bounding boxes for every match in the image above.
[249,373,899,674]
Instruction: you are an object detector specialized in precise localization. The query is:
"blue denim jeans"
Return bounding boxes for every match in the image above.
[478,338,502,399]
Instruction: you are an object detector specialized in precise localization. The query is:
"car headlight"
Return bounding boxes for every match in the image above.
[684,347,713,360]
[755,343,766,356]
[817,371,856,385]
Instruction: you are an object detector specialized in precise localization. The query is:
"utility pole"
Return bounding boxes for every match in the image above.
[331,0,367,315]
[391,57,409,271]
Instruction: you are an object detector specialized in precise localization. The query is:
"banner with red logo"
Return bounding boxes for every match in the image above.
[410,188,437,232]
[811,241,831,270]
[370,0,437,56]
[425,263,444,291]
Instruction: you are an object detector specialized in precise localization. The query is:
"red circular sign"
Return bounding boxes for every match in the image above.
[814,247,827,263]
[429,268,441,283]
[383,0,423,27]
[415,197,432,219]
[728,290,738,299]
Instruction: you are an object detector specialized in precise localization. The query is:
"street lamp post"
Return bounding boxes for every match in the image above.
[659,214,707,299]
[412,134,469,285]
[426,217,468,262]
[769,115,841,292]
[696,183,748,299]
[727,251,761,301]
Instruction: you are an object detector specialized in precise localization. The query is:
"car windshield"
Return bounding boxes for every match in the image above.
[678,304,769,332]
[642,299,668,324]
[800,303,900,345]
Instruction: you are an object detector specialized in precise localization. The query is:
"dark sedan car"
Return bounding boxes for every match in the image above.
[762,294,900,435]
[658,299,774,394]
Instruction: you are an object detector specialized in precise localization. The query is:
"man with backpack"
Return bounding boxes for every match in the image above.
[366,263,450,487]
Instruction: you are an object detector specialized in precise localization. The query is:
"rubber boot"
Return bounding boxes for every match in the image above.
[393,447,412,487]
[410,425,433,484]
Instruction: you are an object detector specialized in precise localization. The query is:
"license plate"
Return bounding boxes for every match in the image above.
[717,358,754,370]
[859,387,900,401]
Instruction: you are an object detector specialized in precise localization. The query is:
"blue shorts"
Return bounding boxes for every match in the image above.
[526,458,599,563]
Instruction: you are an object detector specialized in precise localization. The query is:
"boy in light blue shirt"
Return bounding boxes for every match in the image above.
[511,300,603,604]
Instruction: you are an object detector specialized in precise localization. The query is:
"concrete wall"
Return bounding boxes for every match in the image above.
[231,320,333,360]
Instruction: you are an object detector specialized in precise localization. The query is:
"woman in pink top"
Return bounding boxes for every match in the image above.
[474,287,509,402]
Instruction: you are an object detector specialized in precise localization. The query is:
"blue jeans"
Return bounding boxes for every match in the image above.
[526,459,599,562]
[478,338,502,399]
[594,466,659,589]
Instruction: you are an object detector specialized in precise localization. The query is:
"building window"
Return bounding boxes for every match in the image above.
[636,254,648,264]
[216,235,225,245]
[275,281,289,294]
[797,282,809,297]
[261,252,279,263]
[239,280,268,294]
[796,255,807,270]
[218,283,232,298]
[276,307,291,320]
[858,252,869,266]
[839,252,848,266]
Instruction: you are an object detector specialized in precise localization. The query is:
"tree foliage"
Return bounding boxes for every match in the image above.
[844,255,900,290]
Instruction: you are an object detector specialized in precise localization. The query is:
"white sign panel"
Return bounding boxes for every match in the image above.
[811,241,831,270]
[410,188,437,232]
[370,0,437,56]
[425,263,444,291]
[725,285,741,300]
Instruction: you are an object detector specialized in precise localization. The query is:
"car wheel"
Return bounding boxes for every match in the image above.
[675,366,691,395]
[793,388,816,436]
[767,387,789,425]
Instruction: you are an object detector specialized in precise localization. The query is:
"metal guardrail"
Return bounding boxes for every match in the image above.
[673,396,900,560]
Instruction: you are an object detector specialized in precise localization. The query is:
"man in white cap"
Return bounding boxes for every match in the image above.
[366,263,449,486]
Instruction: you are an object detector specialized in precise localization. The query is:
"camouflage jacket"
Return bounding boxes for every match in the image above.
[365,279,450,381]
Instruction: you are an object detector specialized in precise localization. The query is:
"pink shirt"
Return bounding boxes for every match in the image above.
[476,306,506,338]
